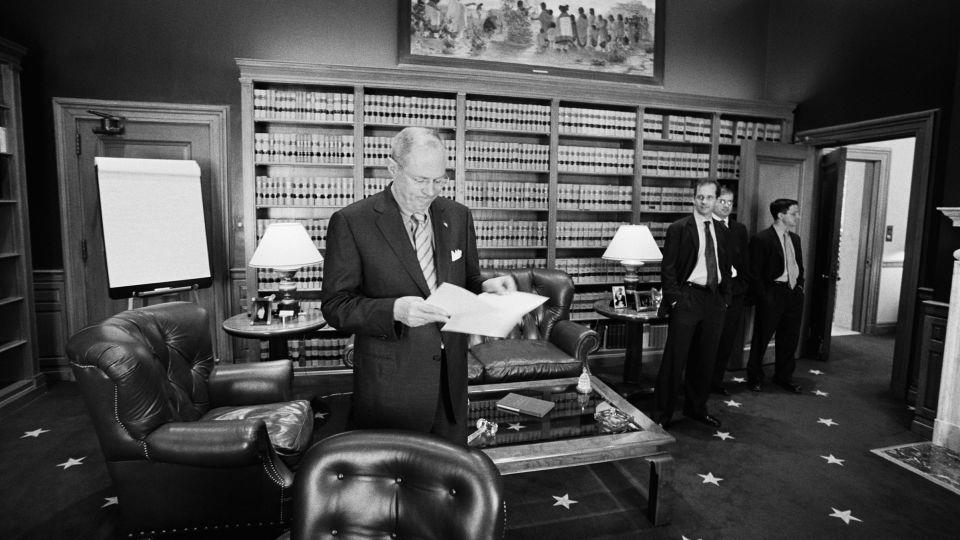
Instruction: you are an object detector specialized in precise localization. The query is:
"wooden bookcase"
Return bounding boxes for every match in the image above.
[0,38,40,408]
[237,59,794,373]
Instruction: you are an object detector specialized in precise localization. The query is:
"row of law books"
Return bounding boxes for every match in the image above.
[362,176,456,199]
[465,100,551,132]
[639,186,697,212]
[253,89,354,122]
[570,291,608,320]
[557,184,632,211]
[643,150,711,177]
[256,265,323,291]
[480,258,548,272]
[557,146,635,174]
[719,119,783,143]
[363,94,456,128]
[255,176,355,207]
[644,222,669,244]
[464,181,548,209]
[558,107,636,138]
[555,221,627,248]
[641,113,712,143]
[464,141,550,171]
[363,136,457,168]
[475,220,548,247]
[254,133,354,164]
[257,218,328,249]
[717,154,741,178]
[259,337,350,368]
[555,257,658,285]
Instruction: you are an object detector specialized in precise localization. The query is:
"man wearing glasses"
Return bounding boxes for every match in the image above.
[747,198,804,394]
[710,185,749,396]
[321,127,515,445]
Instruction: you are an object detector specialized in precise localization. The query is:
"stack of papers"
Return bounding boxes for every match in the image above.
[425,283,548,338]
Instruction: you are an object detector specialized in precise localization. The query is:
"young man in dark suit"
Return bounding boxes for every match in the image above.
[710,184,750,396]
[747,198,804,394]
[655,178,731,428]
[320,127,515,445]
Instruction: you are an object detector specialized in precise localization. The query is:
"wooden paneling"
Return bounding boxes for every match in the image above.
[33,270,69,381]
[911,299,948,437]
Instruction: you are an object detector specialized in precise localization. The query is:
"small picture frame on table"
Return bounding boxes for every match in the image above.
[250,297,273,325]
[611,285,628,309]
[633,290,655,311]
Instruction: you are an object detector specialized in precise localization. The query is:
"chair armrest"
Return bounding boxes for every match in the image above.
[208,359,293,407]
[548,320,600,362]
[145,419,275,467]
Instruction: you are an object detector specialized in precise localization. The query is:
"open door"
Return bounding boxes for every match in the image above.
[806,149,847,361]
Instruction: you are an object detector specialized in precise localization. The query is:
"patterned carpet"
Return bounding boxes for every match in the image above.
[2,334,959,539]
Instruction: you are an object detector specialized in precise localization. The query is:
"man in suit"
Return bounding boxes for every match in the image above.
[655,178,731,428]
[320,127,515,445]
[747,198,804,394]
[710,184,750,396]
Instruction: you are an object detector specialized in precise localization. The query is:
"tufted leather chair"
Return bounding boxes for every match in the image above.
[284,430,504,540]
[66,301,314,536]
[467,268,600,384]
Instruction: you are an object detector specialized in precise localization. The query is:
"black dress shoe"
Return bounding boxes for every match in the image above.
[711,386,731,396]
[684,412,722,428]
[749,382,762,392]
[774,379,802,394]
[655,413,673,429]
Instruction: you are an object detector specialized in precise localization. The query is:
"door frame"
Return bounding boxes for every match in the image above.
[52,99,231,352]
[795,109,937,399]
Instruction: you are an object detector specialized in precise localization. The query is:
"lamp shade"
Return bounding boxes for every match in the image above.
[248,222,323,271]
[602,225,663,264]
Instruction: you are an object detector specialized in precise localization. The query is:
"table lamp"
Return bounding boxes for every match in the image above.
[602,224,663,295]
[248,222,323,317]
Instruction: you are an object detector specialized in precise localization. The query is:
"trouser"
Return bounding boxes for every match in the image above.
[656,285,726,417]
[712,293,746,388]
[430,349,467,446]
[747,282,803,384]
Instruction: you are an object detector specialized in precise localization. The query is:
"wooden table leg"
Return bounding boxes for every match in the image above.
[623,321,644,383]
[268,337,289,360]
[645,453,673,526]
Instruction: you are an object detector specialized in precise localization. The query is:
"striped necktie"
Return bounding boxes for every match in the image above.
[411,213,437,293]
[784,232,799,289]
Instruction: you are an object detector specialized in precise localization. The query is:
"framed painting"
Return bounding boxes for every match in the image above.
[399,0,664,85]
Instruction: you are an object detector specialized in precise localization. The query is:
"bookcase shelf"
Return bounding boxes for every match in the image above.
[237,59,794,372]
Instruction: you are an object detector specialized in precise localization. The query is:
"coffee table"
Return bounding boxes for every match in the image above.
[467,375,676,526]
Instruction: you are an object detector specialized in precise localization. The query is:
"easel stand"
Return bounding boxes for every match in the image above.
[128,284,201,310]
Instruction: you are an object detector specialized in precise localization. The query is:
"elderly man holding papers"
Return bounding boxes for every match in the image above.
[320,127,515,446]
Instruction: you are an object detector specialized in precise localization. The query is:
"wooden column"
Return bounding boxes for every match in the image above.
[933,208,960,452]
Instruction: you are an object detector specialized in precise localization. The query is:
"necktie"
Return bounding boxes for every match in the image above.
[411,213,437,293]
[784,232,798,289]
[704,221,718,291]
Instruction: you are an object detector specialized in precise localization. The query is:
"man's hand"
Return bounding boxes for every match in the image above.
[481,275,517,295]
[394,296,450,327]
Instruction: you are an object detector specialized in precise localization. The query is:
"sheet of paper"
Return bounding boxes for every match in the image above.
[425,283,548,338]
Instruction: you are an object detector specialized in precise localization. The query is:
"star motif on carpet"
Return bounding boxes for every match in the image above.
[57,457,85,470]
[713,431,735,441]
[552,493,578,509]
[828,508,862,524]
[809,369,825,375]
[732,377,746,383]
[314,411,329,420]
[813,390,829,397]
[101,497,118,508]
[723,399,742,408]
[507,422,524,431]
[698,472,723,486]
[821,454,845,466]
[817,418,838,427]
[21,428,50,438]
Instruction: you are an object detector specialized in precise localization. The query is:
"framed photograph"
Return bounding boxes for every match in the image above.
[400,0,664,85]
[633,290,655,311]
[611,285,627,309]
[250,298,273,325]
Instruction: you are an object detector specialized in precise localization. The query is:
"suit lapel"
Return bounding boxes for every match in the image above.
[374,189,431,297]
[769,226,785,271]
[430,202,450,287]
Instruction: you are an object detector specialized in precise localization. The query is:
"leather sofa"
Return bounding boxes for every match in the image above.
[66,301,313,536]
[283,430,504,540]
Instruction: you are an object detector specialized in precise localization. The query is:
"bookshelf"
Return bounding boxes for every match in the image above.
[0,39,40,409]
[237,59,794,372]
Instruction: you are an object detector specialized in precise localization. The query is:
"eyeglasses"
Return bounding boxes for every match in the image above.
[717,199,735,206]
[395,164,450,187]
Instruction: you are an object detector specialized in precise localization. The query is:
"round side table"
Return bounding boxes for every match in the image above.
[593,299,667,391]
[222,311,327,360]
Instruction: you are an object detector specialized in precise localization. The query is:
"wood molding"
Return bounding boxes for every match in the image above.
[938,207,960,227]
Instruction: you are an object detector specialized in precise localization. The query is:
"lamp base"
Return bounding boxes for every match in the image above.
[277,270,301,318]
[621,261,643,295]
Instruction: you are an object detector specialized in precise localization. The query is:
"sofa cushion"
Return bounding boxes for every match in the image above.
[467,353,485,384]
[203,399,313,466]
[470,340,581,383]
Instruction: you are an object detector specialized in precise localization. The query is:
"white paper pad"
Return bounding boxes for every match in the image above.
[425,283,548,338]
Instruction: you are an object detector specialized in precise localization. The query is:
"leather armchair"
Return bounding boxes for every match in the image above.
[284,430,504,540]
[66,302,313,536]
[468,268,600,384]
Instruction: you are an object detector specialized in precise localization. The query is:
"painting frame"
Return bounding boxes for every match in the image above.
[399,0,664,85]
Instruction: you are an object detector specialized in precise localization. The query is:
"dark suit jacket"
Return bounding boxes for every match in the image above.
[657,214,732,317]
[720,217,750,298]
[749,225,804,298]
[320,187,485,432]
